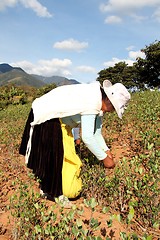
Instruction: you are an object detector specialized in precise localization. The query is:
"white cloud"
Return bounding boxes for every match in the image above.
[153,7,160,22]
[126,45,135,51]
[106,58,134,67]
[12,58,72,77]
[0,0,52,18]
[100,0,160,22]
[11,60,98,82]
[53,38,88,52]
[130,13,148,22]
[105,15,122,24]
[128,50,145,60]
[103,57,134,68]
[100,0,160,13]
[12,60,34,72]
[0,0,17,10]
[76,66,97,74]
[103,49,145,68]
[20,0,52,17]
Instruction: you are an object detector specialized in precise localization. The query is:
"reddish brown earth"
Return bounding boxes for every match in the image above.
[0,139,159,239]
[0,140,129,240]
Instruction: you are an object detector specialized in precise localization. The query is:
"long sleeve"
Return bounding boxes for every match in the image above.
[93,115,109,152]
[81,114,109,160]
[72,127,80,141]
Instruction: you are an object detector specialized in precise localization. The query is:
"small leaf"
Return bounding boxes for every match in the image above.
[34,202,39,209]
[153,222,159,229]
[102,206,109,214]
[34,224,42,234]
[138,167,143,174]
[147,143,154,150]
[127,206,134,223]
[106,219,112,228]
[76,218,83,228]
[90,198,98,209]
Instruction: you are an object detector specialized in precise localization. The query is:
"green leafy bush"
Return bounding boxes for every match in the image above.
[1,89,159,239]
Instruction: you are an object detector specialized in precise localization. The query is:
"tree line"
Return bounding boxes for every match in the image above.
[97,40,160,90]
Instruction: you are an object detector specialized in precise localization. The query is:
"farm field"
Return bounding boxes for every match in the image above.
[0,90,160,239]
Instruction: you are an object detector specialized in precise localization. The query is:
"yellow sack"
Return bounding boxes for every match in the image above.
[61,123,82,198]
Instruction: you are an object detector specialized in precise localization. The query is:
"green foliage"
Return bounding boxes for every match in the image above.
[0,66,45,88]
[0,104,31,149]
[135,40,160,88]
[0,83,57,110]
[0,85,26,109]
[97,62,138,89]
[9,178,107,239]
[81,90,160,235]
[97,40,160,89]
[0,85,35,109]
[1,89,159,239]
[35,83,57,97]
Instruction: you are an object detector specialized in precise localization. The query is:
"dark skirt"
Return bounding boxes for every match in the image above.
[19,109,63,198]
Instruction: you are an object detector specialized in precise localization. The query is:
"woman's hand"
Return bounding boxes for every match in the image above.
[106,150,113,159]
[103,150,115,168]
[75,139,81,145]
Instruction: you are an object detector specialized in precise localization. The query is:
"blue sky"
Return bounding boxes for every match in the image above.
[0,0,159,83]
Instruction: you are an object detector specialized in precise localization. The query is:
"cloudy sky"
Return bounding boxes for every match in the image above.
[0,0,159,83]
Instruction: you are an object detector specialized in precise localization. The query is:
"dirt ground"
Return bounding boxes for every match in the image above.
[0,139,159,239]
[0,138,133,240]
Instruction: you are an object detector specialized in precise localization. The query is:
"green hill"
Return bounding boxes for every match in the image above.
[0,63,80,87]
[0,69,45,88]
[0,63,25,73]
[32,74,80,86]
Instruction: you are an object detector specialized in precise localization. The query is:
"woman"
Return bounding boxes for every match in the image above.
[19,80,131,206]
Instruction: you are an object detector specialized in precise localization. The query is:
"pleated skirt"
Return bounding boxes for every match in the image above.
[19,109,63,198]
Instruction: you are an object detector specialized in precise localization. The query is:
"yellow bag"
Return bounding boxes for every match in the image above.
[61,123,82,198]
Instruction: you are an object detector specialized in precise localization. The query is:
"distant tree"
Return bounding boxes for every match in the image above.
[135,40,160,88]
[97,41,160,89]
[97,62,137,89]
[0,84,29,109]
[36,83,57,98]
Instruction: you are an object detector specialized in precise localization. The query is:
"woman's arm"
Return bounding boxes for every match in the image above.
[72,127,81,145]
[81,114,107,160]
[81,114,115,168]
[93,115,115,168]
[93,115,109,151]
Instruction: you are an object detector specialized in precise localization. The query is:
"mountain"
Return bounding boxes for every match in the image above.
[0,63,24,73]
[58,79,79,86]
[0,63,80,88]
[32,74,80,86]
[0,64,45,88]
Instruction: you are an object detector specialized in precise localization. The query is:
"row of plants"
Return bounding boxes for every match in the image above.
[9,176,156,240]
[0,83,56,110]
[0,89,159,239]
